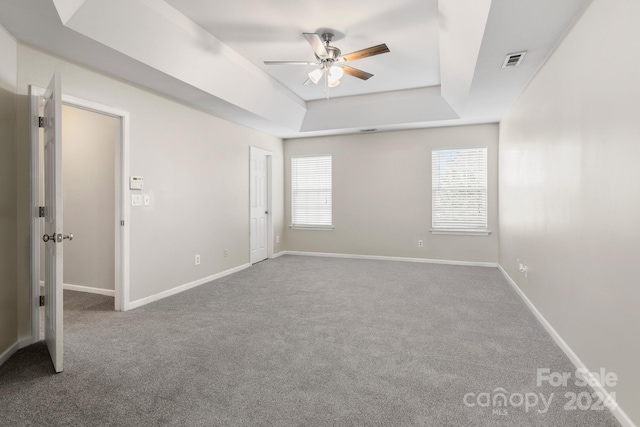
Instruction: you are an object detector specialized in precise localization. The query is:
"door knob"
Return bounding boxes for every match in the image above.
[42,233,73,242]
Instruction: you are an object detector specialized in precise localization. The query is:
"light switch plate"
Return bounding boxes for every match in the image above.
[143,195,151,206]
[132,194,142,206]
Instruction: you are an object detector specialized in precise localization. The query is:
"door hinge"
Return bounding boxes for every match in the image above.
[38,116,44,128]
[39,295,45,307]
[39,206,45,217]
[120,220,125,226]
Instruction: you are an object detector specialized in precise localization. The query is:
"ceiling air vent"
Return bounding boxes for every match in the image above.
[502,51,527,68]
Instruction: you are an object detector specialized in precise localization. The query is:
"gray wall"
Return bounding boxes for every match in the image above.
[14,43,284,338]
[284,124,499,263]
[61,105,118,291]
[0,25,17,360]
[499,0,640,423]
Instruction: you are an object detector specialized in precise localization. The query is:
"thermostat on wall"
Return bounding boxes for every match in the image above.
[129,176,144,190]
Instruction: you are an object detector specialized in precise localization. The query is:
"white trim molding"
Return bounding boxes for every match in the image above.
[40,280,116,297]
[0,337,35,367]
[430,229,491,236]
[128,263,251,310]
[289,225,334,231]
[18,337,33,349]
[497,264,637,427]
[0,342,20,367]
[279,251,498,268]
[63,284,115,297]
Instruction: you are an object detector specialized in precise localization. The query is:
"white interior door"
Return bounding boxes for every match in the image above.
[43,72,64,373]
[250,148,269,264]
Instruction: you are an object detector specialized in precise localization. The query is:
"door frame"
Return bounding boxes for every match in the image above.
[29,86,131,342]
[249,147,273,263]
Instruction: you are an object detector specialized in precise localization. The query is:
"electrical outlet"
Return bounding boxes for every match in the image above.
[194,254,200,265]
[276,235,280,244]
[418,239,424,248]
[224,249,228,257]
[519,262,528,277]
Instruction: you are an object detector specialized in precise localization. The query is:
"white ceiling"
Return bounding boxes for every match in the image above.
[163,0,441,101]
[0,0,591,138]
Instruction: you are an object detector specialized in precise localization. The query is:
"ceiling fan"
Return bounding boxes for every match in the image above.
[264,32,390,93]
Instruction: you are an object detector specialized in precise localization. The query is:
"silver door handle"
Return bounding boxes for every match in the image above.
[43,233,73,242]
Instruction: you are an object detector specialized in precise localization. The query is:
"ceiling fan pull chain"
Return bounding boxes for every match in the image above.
[324,69,328,94]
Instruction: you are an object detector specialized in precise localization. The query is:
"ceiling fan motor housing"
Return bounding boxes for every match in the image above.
[320,46,341,61]
[316,33,341,62]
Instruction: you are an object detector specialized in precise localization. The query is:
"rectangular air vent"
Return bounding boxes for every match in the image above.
[502,51,527,68]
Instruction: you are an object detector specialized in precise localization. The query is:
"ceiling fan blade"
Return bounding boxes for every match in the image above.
[303,33,328,58]
[342,44,390,62]
[342,66,373,81]
[264,60,319,66]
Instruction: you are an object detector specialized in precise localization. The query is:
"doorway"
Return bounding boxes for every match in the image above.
[37,105,118,338]
[30,87,131,346]
[40,105,120,338]
[249,147,273,264]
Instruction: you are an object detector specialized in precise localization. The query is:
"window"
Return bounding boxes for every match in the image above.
[291,155,332,229]
[431,148,488,235]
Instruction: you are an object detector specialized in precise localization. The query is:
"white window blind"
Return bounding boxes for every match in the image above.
[291,155,332,228]
[432,148,488,232]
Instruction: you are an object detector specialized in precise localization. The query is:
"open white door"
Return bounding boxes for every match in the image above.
[43,73,64,373]
[250,148,270,264]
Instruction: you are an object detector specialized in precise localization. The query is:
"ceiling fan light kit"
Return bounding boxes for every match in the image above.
[308,67,323,84]
[308,64,343,87]
[264,31,390,97]
[327,66,343,87]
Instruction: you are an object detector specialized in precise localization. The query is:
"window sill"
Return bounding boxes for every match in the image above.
[430,229,491,236]
[289,225,334,231]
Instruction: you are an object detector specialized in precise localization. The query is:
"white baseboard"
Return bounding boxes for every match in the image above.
[0,341,19,366]
[40,280,115,297]
[279,250,498,268]
[63,284,115,297]
[0,336,37,367]
[19,336,35,348]
[128,263,251,310]
[497,264,637,427]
